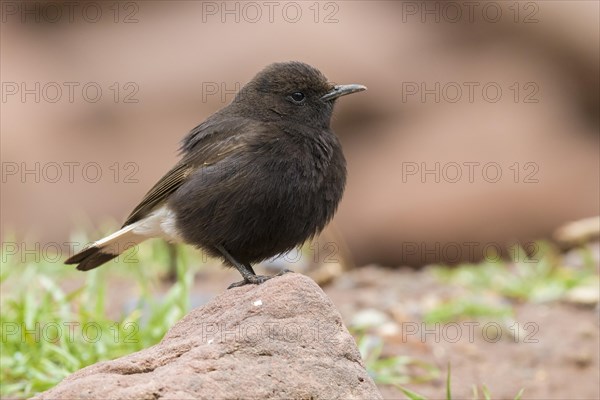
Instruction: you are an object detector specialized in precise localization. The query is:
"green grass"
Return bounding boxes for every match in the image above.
[356,330,440,386]
[423,296,514,324]
[397,365,525,400]
[0,234,205,398]
[359,335,527,400]
[426,241,598,323]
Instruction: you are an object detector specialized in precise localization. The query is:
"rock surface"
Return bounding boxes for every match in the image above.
[35,273,382,400]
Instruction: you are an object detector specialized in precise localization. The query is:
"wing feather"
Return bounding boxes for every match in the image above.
[122,117,255,227]
[122,162,192,227]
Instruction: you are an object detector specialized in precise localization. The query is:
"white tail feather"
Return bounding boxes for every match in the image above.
[93,224,148,256]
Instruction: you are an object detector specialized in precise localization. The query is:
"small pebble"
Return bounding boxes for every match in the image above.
[351,308,390,328]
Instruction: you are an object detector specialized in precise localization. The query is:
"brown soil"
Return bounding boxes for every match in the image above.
[165,264,599,399]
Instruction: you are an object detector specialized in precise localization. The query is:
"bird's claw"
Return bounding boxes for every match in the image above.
[227,269,293,289]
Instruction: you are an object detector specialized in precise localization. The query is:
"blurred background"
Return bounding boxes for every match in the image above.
[2,0,598,266]
[1,1,599,399]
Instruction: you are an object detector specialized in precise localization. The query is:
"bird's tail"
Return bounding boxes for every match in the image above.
[65,225,148,271]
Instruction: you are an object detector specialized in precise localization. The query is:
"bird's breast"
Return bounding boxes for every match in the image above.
[168,130,346,264]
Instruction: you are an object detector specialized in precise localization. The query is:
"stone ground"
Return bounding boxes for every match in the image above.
[116,260,598,400]
[52,251,599,400]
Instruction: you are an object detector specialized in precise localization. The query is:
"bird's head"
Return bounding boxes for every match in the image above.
[232,61,366,128]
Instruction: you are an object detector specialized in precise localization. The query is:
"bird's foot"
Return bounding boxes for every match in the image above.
[227,269,293,289]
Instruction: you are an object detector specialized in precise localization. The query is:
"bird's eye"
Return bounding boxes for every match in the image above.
[289,92,306,104]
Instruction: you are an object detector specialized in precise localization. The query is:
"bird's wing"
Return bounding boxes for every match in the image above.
[121,161,192,227]
[121,117,254,227]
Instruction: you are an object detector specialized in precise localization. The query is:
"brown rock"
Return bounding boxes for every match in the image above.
[35,273,381,400]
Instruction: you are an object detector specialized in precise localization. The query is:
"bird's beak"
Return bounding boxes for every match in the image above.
[321,84,367,102]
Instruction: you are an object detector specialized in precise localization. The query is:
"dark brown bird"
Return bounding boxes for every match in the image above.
[65,61,366,288]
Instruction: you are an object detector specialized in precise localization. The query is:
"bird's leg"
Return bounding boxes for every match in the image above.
[165,242,178,282]
[215,244,292,289]
[215,244,255,282]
